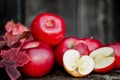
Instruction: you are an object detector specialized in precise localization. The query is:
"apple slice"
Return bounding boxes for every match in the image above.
[106,42,120,68]
[63,49,94,77]
[89,47,115,73]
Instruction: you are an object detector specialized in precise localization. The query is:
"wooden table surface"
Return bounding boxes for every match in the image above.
[0,65,120,80]
[23,65,120,80]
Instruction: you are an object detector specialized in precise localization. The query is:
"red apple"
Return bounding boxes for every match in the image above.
[89,47,115,73]
[79,37,102,53]
[106,42,120,68]
[21,40,54,77]
[54,36,89,67]
[31,12,66,47]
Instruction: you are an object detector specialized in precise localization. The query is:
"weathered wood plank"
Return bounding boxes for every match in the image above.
[77,0,114,43]
[77,0,96,38]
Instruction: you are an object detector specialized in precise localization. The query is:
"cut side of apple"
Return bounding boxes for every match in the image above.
[63,49,94,77]
[89,47,115,73]
[106,42,120,68]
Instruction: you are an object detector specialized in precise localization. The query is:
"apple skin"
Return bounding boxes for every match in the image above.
[54,36,89,67]
[106,42,120,68]
[21,40,54,77]
[94,61,115,73]
[79,37,102,53]
[31,12,66,47]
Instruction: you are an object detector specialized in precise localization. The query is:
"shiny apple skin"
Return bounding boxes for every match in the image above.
[22,40,54,77]
[31,12,66,47]
[80,38,102,53]
[94,61,115,73]
[54,36,89,67]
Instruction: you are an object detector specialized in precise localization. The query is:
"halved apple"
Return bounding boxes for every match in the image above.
[106,42,120,68]
[63,49,94,77]
[89,47,115,73]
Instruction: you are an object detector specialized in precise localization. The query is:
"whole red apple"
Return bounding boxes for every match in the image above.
[54,36,89,67]
[79,37,102,53]
[21,40,54,77]
[106,42,120,68]
[31,12,66,47]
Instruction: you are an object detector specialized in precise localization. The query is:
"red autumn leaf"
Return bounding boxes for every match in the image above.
[5,66,21,80]
[3,32,19,47]
[13,23,29,35]
[0,48,30,80]
[3,21,30,48]
[0,36,6,49]
[19,31,31,40]
[5,20,15,33]
[3,31,30,48]
[5,20,29,35]
[0,20,31,80]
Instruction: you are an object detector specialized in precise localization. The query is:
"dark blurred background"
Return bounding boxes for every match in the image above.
[0,0,120,44]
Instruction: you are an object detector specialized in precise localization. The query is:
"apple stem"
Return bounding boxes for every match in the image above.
[46,19,54,27]
[90,36,94,39]
[68,44,75,49]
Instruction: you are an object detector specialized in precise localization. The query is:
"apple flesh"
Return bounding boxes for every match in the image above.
[89,47,115,73]
[63,49,94,77]
[106,42,120,68]
[21,40,54,77]
[54,36,89,67]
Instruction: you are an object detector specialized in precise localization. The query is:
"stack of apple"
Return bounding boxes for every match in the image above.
[21,12,120,78]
